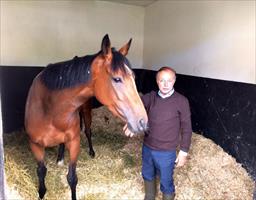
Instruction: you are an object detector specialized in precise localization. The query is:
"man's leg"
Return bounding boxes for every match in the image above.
[142,145,157,200]
[152,150,176,199]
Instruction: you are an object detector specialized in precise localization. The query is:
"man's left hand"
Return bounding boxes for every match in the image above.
[175,151,188,167]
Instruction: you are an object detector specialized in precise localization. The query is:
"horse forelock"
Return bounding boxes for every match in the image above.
[110,48,133,77]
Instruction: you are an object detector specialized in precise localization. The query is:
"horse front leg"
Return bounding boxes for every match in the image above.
[37,161,47,199]
[66,136,80,200]
[29,141,47,199]
[67,162,78,200]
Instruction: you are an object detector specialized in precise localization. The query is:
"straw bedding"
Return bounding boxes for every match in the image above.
[4,106,254,200]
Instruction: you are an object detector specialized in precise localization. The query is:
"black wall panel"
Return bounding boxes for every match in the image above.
[0,66,42,133]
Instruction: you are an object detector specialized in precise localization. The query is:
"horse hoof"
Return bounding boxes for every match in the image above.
[89,151,95,158]
[38,187,46,199]
[57,160,64,166]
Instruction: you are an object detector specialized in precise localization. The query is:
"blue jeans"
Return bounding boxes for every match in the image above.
[142,144,176,194]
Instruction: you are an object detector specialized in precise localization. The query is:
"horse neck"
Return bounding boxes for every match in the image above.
[71,82,94,107]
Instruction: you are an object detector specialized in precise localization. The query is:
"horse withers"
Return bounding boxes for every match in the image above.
[25,34,148,200]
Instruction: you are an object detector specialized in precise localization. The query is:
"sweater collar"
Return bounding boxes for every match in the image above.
[158,89,175,98]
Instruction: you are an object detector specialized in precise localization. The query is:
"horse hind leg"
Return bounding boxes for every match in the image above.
[85,127,95,158]
[29,141,47,199]
[80,100,95,158]
[56,143,65,165]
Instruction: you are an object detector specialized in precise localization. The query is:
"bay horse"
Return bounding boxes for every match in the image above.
[25,34,148,200]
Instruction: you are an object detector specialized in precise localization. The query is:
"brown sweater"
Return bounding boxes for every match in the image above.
[141,91,192,152]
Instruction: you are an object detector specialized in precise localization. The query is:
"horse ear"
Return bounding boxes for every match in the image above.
[101,34,112,60]
[119,38,132,56]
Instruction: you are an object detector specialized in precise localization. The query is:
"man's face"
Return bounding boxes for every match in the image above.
[156,70,176,95]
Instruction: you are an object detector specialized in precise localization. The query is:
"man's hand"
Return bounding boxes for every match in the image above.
[123,124,135,137]
[175,151,188,167]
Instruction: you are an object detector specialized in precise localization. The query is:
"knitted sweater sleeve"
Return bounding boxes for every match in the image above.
[179,97,192,152]
[141,91,153,112]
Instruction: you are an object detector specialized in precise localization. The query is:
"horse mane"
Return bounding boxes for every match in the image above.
[40,52,99,90]
[40,48,132,90]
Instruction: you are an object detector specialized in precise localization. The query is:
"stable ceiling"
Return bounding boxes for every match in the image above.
[102,0,157,7]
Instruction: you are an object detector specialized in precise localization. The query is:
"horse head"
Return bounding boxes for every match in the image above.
[91,34,148,134]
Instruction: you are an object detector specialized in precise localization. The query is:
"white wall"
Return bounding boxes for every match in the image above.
[144,1,255,84]
[1,0,255,84]
[0,1,144,68]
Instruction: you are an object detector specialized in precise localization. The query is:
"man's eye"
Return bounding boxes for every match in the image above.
[161,80,172,83]
[112,77,122,83]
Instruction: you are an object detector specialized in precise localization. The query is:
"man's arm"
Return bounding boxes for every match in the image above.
[176,97,192,167]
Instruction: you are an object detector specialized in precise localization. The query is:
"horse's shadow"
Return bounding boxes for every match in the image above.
[85,128,139,167]
[89,129,126,151]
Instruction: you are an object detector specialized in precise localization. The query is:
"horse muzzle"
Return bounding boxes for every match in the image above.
[139,118,148,132]
[127,118,148,134]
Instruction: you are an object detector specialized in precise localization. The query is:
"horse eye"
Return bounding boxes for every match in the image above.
[112,77,122,83]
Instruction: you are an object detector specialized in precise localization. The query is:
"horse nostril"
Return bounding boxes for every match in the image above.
[139,118,144,125]
[139,118,146,131]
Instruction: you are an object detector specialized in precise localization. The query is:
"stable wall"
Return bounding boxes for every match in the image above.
[0,0,144,68]
[144,0,255,84]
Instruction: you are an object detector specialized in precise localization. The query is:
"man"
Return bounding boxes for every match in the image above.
[124,67,192,200]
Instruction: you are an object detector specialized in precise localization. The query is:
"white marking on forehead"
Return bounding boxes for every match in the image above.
[124,64,132,75]
[124,64,137,88]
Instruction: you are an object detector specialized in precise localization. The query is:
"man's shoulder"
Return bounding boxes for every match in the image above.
[173,91,189,102]
[141,90,157,104]
[143,90,157,97]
